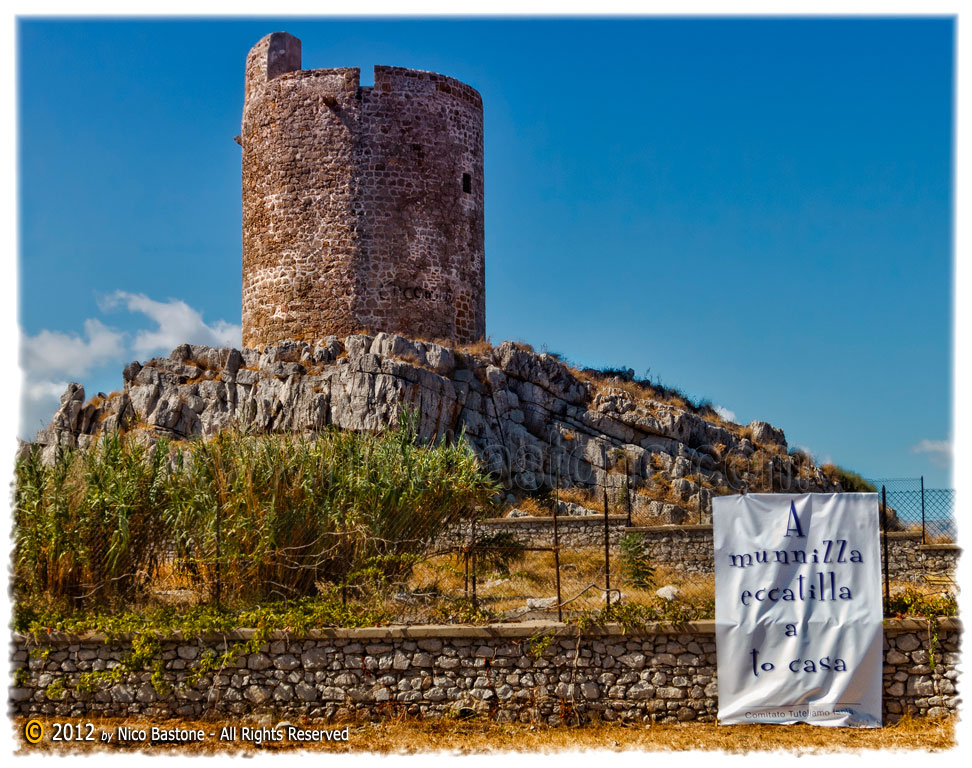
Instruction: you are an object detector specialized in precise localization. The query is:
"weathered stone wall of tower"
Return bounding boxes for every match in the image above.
[240,33,485,349]
[353,66,485,343]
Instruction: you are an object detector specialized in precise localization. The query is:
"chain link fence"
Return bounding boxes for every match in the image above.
[450,494,687,623]
[438,478,959,622]
[867,477,956,542]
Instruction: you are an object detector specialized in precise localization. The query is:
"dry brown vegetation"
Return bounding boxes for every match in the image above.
[405,544,948,623]
[569,366,743,435]
[506,496,551,516]
[86,393,108,410]
[499,486,611,516]
[448,336,495,357]
[407,547,714,615]
[555,486,605,510]
[505,479,702,522]
[15,715,956,755]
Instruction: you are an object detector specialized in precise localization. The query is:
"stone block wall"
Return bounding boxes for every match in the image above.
[443,515,631,549]
[882,619,961,720]
[468,520,960,582]
[921,543,962,576]
[10,619,959,724]
[241,33,485,349]
[882,532,962,582]
[629,525,715,575]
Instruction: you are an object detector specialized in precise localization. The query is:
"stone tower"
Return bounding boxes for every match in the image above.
[240,32,486,349]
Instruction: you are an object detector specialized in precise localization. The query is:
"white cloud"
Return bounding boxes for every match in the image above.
[20,292,241,439]
[101,291,241,359]
[19,319,127,439]
[21,318,126,379]
[23,378,72,402]
[910,439,952,469]
[911,438,951,455]
[714,405,737,423]
[19,377,71,438]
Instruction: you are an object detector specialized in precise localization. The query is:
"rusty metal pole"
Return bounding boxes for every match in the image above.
[341,508,348,606]
[625,455,632,527]
[214,503,222,607]
[882,485,890,615]
[471,515,478,609]
[920,476,926,544]
[698,472,703,524]
[603,487,611,609]
[553,463,563,622]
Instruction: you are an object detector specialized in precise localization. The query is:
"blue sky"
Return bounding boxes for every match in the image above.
[16,17,954,487]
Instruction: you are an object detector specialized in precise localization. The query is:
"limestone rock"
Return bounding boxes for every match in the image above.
[656,585,680,601]
[32,337,839,507]
[506,508,533,519]
[525,597,558,610]
[747,420,786,448]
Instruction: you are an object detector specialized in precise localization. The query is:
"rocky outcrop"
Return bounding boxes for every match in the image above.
[34,334,840,509]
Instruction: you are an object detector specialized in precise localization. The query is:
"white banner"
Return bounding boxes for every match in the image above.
[713,493,883,727]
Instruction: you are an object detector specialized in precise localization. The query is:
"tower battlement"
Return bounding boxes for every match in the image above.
[241,32,486,349]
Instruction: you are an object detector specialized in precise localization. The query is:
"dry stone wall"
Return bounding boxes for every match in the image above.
[883,532,962,580]
[921,543,962,575]
[241,33,485,348]
[632,525,715,575]
[11,619,960,724]
[446,519,960,582]
[443,515,631,549]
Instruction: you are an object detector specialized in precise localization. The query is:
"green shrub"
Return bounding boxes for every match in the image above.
[165,416,498,602]
[13,596,391,638]
[570,597,714,632]
[886,587,958,619]
[821,463,876,493]
[470,531,526,577]
[14,412,500,608]
[14,432,173,607]
[619,532,655,588]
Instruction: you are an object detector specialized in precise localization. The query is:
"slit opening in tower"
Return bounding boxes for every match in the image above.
[462,173,472,194]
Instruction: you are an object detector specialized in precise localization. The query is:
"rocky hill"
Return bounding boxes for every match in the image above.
[33,333,840,522]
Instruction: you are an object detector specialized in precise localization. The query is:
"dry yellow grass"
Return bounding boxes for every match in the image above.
[568,367,744,433]
[453,337,495,357]
[404,545,948,623]
[406,547,713,617]
[556,486,603,509]
[507,497,552,516]
[14,715,955,755]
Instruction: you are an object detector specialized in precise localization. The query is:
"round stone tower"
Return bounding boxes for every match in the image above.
[240,32,486,349]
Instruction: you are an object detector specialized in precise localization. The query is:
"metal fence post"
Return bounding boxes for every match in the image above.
[553,464,563,622]
[625,455,632,527]
[698,472,703,524]
[882,485,890,615]
[214,503,222,607]
[471,515,478,609]
[603,487,611,609]
[341,508,348,606]
[920,475,926,544]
